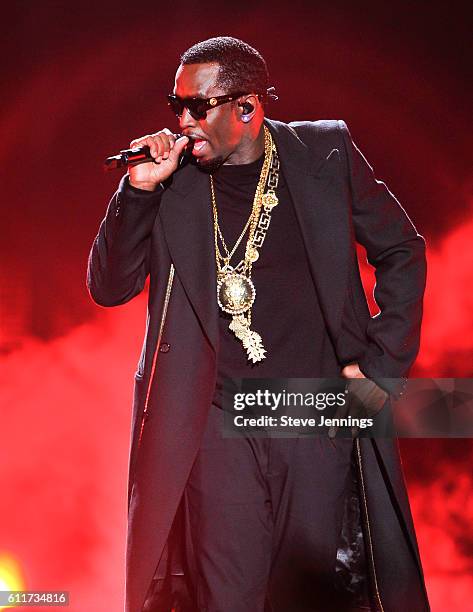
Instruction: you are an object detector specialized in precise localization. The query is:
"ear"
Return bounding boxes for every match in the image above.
[238,94,259,122]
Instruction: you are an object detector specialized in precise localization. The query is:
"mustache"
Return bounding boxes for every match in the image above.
[183,132,208,141]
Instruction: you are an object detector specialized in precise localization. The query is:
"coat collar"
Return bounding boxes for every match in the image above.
[158,117,350,356]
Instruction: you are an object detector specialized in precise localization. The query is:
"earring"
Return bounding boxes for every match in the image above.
[242,115,251,123]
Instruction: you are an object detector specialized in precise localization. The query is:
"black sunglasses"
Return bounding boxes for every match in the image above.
[167,91,248,121]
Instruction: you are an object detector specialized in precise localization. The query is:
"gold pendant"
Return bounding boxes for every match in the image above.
[229,315,266,363]
[246,245,259,263]
[217,271,255,315]
[262,191,279,211]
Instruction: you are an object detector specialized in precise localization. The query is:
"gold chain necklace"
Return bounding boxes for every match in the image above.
[214,201,254,262]
[210,125,280,363]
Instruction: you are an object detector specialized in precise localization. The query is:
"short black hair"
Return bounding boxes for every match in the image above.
[180,36,269,97]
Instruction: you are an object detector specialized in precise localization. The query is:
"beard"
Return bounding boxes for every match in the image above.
[192,155,225,174]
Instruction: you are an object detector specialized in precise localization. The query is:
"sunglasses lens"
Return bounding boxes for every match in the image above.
[167,95,208,120]
[194,103,208,120]
[185,100,207,120]
[168,96,184,117]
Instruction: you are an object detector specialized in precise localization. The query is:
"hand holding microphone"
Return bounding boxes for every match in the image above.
[104,129,190,191]
[125,129,189,191]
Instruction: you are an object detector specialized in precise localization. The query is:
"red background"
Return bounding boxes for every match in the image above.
[1,1,472,610]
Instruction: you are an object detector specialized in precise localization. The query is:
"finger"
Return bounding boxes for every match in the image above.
[146,130,174,162]
[129,134,153,150]
[129,135,162,161]
[161,128,176,153]
[149,133,167,163]
[169,136,189,162]
[155,132,172,161]
[162,130,172,159]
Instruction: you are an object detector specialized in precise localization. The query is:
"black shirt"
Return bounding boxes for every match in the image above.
[211,153,343,408]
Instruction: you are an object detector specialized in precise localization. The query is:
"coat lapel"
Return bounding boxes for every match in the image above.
[265,118,351,346]
[158,164,219,355]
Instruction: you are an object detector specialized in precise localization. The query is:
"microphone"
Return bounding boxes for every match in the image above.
[104,133,193,171]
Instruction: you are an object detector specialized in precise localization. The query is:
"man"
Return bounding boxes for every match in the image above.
[87,37,430,611]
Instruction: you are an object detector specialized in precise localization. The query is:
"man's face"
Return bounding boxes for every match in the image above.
[173,62,245,171]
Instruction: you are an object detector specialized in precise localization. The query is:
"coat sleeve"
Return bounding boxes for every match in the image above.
[337,120,427,398]
[86,174,165,306]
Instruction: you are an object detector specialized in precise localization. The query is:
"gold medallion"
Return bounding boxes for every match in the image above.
[217,272,255,315]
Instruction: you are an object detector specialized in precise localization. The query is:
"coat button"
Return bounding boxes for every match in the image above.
[159,342,170,353]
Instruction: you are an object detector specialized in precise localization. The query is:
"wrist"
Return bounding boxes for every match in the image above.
[128,178,160,192]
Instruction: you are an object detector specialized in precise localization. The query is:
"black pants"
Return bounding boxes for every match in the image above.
[145,404,372,612]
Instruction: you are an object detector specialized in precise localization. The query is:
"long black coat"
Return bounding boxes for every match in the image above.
[88,118,430,612]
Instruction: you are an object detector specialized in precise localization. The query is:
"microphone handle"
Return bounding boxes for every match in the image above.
[104,133,192,171]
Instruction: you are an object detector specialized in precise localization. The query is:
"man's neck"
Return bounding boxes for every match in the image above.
[224,123,265,165]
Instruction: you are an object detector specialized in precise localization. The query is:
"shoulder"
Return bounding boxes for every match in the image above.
[288,118,345,133]
[288,119,350,146]
[266,117,352,157]
[265,117,357,174]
